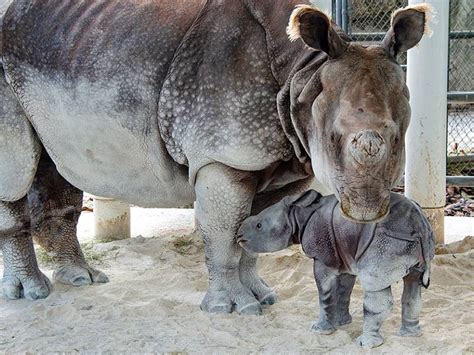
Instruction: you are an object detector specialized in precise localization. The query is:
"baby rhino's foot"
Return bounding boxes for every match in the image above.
[398,323,422,337]
[311,320,336,335]
[336,312,352,326]
[357,333,384,348]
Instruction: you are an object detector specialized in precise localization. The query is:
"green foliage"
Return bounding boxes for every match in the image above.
[36,241,107,267]
[171,233,204,255]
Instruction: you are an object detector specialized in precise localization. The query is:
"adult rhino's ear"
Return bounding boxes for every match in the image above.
[382,4,433,58]
[287,5,348,58]
[284,189,322,208]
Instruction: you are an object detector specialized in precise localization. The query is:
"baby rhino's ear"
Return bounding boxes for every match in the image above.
[284,190,322,208]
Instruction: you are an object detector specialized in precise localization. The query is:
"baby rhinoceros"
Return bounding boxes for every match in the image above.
[237,190,435,348]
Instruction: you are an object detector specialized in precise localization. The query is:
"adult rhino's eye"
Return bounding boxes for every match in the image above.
[256,223,262,229]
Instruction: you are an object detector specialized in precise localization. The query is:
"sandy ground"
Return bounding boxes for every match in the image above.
[0,208,473,353]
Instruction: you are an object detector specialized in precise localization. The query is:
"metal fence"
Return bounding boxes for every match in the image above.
[333,0,473,182]
[447,0,473,178]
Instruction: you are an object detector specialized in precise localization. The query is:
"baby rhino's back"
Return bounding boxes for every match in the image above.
[356,193,435,292]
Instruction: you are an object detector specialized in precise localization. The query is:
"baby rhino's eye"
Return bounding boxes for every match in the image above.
[256,223,262,229]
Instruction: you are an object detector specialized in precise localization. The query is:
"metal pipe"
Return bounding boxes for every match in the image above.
[341,0,349,33]
[335,0,342,27]
[399,175,474,187]
[405,0,450,244]
[445,176,474,187]
[350,31,474,42]
[447,91,474,102]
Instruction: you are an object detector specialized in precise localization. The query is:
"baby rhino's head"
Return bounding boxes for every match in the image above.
[237,190,322,253]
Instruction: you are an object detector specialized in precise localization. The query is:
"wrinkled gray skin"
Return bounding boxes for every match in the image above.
[0,0,428,313]
[238,190,435,347]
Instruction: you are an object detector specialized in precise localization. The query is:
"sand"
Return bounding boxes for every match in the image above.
[0,209,473,354]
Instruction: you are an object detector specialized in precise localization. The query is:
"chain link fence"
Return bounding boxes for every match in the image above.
[447,0,473,177]
[339,0,473,179]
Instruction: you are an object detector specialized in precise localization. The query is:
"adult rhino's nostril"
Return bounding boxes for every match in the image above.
[350,130,386,165]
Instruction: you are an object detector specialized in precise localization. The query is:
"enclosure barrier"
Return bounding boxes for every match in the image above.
[93,196,131,241]
[405,0,449,244]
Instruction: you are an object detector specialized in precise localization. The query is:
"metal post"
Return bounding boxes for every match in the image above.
[341,0,349,33]
[335,0,342,27]
[93,196,131,241]
[406,0,449,244]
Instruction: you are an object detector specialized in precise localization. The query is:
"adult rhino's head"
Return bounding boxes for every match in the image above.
[284,4,432,222]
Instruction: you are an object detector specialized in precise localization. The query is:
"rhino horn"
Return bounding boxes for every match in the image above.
[349,130,386,165]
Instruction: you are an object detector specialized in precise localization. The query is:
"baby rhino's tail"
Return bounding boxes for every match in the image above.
[420,218,435,288]
[409,199,436,288]
[422,255,431,288]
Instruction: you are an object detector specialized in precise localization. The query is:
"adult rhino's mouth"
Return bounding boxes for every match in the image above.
[339,190,390,223]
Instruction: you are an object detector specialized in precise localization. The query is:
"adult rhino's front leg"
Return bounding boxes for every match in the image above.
[238,250,277,306]
[195,163,262,315]
[27,152,108,286]
[0,199,51,300]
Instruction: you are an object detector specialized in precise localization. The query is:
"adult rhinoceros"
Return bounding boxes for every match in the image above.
[0,0,430,314]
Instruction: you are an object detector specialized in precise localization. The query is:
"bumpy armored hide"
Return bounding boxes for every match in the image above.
[157,0,294,183]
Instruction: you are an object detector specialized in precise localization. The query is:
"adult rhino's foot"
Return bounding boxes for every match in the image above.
[0,232,52,300]
[240,273,277,306]
[2,271,52,300]
[201,286,262,315]
[53,263,109,286]
[239,251,278,306]
[356,333,384,348]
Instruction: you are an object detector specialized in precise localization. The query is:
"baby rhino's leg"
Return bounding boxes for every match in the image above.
[335,274,356,326]
[399,270,423,337]
[357,286,393,348]
[312,260,338,334]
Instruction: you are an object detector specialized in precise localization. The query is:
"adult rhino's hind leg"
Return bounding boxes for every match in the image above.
[0,66,50,299]
[0,199,51,300]
[195,163,262,315]
[28,152,108,286]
